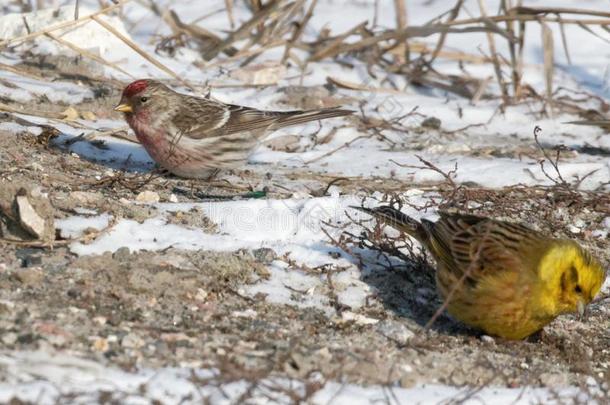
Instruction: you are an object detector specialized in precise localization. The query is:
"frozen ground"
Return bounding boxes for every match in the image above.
[0,351,596,404]
[0,0,609,404]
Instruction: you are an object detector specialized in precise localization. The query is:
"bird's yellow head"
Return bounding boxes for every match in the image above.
[538,242,606,317]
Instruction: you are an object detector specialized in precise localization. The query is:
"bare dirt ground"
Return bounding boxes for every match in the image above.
[0,78,609,401]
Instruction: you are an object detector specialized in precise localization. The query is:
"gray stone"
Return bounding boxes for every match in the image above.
[376,320,415,344]
[252,247,277,264]
[421,117,442,129]
[13,267,44,286]
[113,247,131,262]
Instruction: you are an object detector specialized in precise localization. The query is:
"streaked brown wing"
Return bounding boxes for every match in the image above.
[215,105,296,136]
[164,100,298,169]
[174,97,299,140]
[174,96,350,140]
[424,213,487,280]
[428,213,542,286]
[172,97,231,139]
[209,105,352,136]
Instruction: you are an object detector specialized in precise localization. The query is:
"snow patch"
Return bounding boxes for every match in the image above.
[0,351,588,405]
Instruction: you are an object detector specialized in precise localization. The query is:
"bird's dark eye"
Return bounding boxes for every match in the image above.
[140,97,148,103]
[574,285,582,294]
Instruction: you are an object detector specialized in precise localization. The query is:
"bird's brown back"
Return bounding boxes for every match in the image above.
[424,212,548,291]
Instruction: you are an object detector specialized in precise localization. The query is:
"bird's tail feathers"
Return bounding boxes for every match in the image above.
[351,205,427,243]
[274,107,353,128]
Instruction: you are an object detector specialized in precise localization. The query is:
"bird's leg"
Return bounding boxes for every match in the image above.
[205,168,222,182]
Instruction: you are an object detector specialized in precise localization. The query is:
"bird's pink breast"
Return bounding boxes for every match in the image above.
[126,113,172,163]
[124,111,215,178]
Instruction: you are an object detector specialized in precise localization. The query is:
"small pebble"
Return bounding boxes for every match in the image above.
[136,190,160,203]
[112,247,131,262]
[29,162,44,172]
[585,376,597,387]
[480,335,495,344]
[421,116,442,129]
[13,267,44,286]
[252,247,276,264]
[93,316,107,326]
[232,309,257,318]
[568,225,581,234]
[2,332,18,345]
[195,288,208,302]
[539,372,568,387]
[401,364,413,373]
[92,337,109,352]
[121,333,145,349]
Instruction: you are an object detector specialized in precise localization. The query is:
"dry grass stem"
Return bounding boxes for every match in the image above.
[478,0,510,104]
[45,32,135,79]
[0,61,46,80]
[90,15,188,86]
[394,0,407,29]
[164,10,238,60]
[224,0,235,28]
[203,1,292,60]
[281,0,318,64]
[541,22,555,115]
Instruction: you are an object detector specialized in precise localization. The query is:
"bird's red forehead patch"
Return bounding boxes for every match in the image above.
[122,80,148,97]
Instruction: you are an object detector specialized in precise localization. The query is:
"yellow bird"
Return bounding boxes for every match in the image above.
[354,206,606,340]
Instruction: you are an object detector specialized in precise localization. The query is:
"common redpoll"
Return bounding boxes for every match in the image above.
[114,79,352,179]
